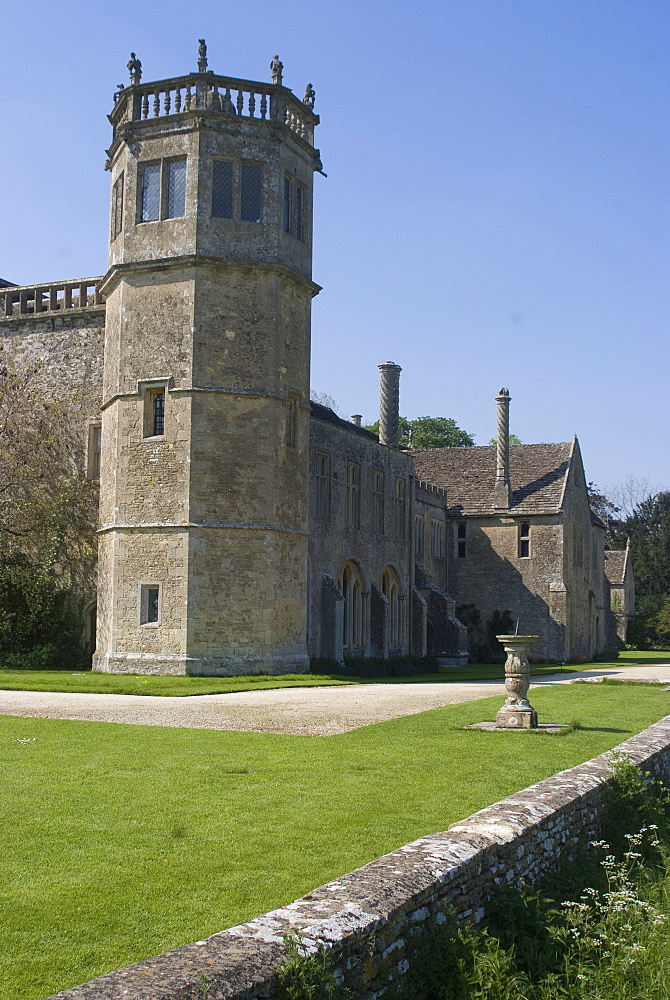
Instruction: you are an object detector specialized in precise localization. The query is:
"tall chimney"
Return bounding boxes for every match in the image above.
[378,362,402,447]
[494,387,511,509]
[351,414,362,426]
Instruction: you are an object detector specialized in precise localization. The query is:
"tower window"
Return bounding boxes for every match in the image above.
[283,175,306,241]
[212,160,233,218]
[138,159,187,223]
[285,393,298,446]
[519,521,531,558]
[140,584,160,625]
[166,159,186,218]
[240,164,262,222]
[346,462,361,529]
[152,392,165,436]
[430,520,444,558]
[140,163,161,222]
[456,521,467,559]
[111,172,124,241]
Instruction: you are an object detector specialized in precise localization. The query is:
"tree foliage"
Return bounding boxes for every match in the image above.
[0,349,98,663]
[610,491,670,601]
[364,415,475,449]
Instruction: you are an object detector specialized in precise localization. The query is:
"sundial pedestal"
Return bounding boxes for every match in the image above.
[495,635,539,730]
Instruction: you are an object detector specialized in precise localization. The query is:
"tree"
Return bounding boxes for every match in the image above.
[364,415,475,449]
[488,434,522,446]
[609,492,670,601]
[0,349,98,663]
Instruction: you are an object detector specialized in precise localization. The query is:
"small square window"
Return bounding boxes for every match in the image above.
[140,584,160,625]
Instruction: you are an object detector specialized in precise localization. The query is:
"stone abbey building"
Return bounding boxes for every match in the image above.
[0,46,626,673]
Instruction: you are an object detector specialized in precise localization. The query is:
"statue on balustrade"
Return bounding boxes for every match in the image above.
[303,83,316,108]
[127,53,142,86]
[271,55,283,86]
[198,39,208,73]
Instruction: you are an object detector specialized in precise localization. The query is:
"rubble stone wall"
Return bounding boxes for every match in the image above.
[50,714,670,1000]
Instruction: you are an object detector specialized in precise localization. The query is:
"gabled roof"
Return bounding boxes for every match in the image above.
[309,401,379,441]
[604,548,628,586]
[411,442,573,516]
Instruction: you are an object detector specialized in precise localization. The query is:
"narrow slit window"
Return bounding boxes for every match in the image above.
[519,521,530,558]
[140,584,160,625]
[394,478,406,538]
[153,392,165,436]
[212,160,233,218]
[240,164,262,222]
[415,516,424,555]
[87,424,102,480]
[283,176,292,232]
[111,172,124,241]
[372,470,384,534]
[457,521,467,559]
[296,185,304,241]
[140,163,161,222]
[346,462,361,529]
[166,159,186,218]
[315,452,330,522]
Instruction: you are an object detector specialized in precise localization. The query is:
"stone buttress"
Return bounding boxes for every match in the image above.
[94,47,322,674]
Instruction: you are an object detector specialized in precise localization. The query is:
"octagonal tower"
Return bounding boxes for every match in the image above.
[94,45,322,674]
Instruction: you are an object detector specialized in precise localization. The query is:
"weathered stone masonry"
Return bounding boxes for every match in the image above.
[49,713,670,1000]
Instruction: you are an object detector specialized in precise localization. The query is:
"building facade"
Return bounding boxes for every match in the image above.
[0,47,627,672]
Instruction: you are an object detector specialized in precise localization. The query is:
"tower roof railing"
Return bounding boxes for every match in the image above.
[109,73,318,147]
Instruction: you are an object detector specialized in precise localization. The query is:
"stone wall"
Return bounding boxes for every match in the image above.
[49,714,670,1000]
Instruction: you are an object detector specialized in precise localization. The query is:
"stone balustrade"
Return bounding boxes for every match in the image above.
[110,73,317,145]
[1,279,104,320]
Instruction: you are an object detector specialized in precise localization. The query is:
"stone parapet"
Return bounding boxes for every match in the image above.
[0,278,104,321]
[48,714,670,1000]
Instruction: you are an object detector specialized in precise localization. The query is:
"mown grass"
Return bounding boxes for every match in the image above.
[2,683,670,999]
[3,652,665,696]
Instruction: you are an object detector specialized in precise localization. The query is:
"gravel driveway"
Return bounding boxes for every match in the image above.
[1,665,668,736]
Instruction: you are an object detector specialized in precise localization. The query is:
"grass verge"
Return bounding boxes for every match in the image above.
[2,682,669,999]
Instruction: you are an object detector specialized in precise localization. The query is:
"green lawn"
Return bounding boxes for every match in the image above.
[3,650,668,697]
[3,683,670,1000]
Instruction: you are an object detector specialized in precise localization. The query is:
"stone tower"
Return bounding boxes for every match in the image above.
[94,45,322,675]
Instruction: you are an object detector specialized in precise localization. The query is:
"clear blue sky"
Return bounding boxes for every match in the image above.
[2,0,668,493]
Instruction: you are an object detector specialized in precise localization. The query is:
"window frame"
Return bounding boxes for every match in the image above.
[518,521,531,559]
[315,451,330,523]
[371,469,384,534]
[394,478,406,538]
[87,422,102,481]
[139,583,161,626]
[456,521,467,559]
[137,157,187,224]
[143,384,168,439]
[111,172,124,241]
[346,462,361,529]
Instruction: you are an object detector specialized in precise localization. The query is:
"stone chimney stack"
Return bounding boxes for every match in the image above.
[378,362,402,447]
[494,387,512,509]
[351,414,362,426]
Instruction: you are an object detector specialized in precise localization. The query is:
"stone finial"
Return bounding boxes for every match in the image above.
[351,414,362,426]
[198,39,208,73]
[494,387,512,509]
[271,54,284,86]
[127,53,142,86]
[378,362,402,448]
[303,83,316,108]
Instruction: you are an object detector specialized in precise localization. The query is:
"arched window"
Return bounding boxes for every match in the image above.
[381,566,401,647]
[341,561,363,650]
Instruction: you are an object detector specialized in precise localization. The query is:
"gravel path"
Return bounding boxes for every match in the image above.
[1,665,669,736]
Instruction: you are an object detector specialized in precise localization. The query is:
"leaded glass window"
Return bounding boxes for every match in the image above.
[296,185,303,241]
[140,163,160,222]
[212,160,233,218]
[153,392,165,436]
[240,164,262,222]
[283,176,292,232]
[166,160,186,218]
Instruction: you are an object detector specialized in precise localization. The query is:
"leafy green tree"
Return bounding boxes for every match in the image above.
[488,434,523,446]
[610,492,670,600]
[364,415,475,449]
[0,350,98,663]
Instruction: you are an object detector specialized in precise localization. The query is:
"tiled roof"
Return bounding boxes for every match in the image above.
[411,443,573,516]
[604,550,627,586]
